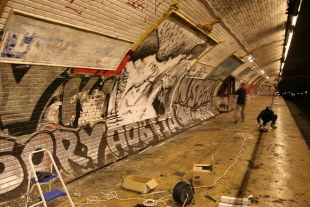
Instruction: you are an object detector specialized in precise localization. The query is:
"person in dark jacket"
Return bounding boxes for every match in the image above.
[234,82,246,123]
[257,106,277,129]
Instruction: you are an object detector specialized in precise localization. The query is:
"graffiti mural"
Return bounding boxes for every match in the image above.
[0,63,187,202]
[209,55,243,81]
[217,96,229,111]
[257,83,277,96]
[0,11,221,204]
[187,62,214,79]
[172,76,219,126]
[0,11,132,70]
[0,32,32,59]
[108,11,218,126]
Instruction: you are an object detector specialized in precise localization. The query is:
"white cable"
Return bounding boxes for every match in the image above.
[80,190,170,206]
[143,199,157,206]
[100,190,118,200]
[194,133,248,189]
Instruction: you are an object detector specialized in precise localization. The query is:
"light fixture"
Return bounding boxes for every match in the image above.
[261,70,265,74]
[280,0,303,77]
[291,16,298,26]
[283,31,293,60]
[247,54,254,62]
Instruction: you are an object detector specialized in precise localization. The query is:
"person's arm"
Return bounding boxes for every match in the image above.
[257,111,262,124]
[235,89,239,95]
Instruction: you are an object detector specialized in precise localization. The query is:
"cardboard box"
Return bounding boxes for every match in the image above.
[122,175,158,193]
[192,158,214,187]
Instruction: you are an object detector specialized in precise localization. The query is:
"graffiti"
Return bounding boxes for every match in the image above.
[154,0,164,14]
[217,97,228,111]
[108,15,215,126]
[187,63,214,79]
[0,70,219,203]
[172,76,219,126]
[64,0,165,15]
[65,0,95,15]
[0,59,219,202]
[125,0,165,13]
[0,10,221,204]
[0,32,33,59]
[209,55,243,81]
[65,6,83,15]
[126,0,148,12]
[59,76,108,128]
[0,112,182,201]
[65,0,165,15]
[64,0,159,14]
[257,84,276,96]
[1,12,132,70]
[0,63,186,201]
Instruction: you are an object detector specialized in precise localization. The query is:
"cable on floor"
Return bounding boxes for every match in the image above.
[71,190,171,206]
[59,132,252,206]
[194,132,249,189]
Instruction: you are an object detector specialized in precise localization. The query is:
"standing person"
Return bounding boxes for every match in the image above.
[257,107,277,129]
[234,82,246,123]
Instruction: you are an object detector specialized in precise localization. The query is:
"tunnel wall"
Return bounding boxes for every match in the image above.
[0,61,222,201]
[0,2,267,203]
[0,13,226,201]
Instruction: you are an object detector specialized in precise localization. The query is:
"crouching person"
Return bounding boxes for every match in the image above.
[257,107,277,129]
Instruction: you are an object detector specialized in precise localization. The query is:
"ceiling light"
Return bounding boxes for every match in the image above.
[247,54,254,62]
[298,0,303,12]
[291,16,298,26]
[288,31,293,41]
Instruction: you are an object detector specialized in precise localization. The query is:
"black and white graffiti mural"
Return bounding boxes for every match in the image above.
[0,63,183,201]
[172,77,219,126]
[108,14,217,126]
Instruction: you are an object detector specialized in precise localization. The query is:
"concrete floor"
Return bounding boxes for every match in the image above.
[25,96,310,207]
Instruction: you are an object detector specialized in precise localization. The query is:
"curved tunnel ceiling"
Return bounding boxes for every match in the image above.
[0,0,308,93]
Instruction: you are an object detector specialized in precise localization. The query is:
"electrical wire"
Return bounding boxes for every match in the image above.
[61,132,252,206]
[72,190,171,206]
[194,132,249,189]
[172,181,194,205]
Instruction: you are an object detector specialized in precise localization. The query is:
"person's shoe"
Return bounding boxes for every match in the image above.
[234,119,239,123]
[271,124,277,129]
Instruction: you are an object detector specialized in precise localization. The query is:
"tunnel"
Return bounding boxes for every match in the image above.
[0,0,310,206]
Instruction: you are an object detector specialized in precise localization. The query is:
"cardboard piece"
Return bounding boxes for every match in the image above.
[122,175,158,193]
[192,157,214,187]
